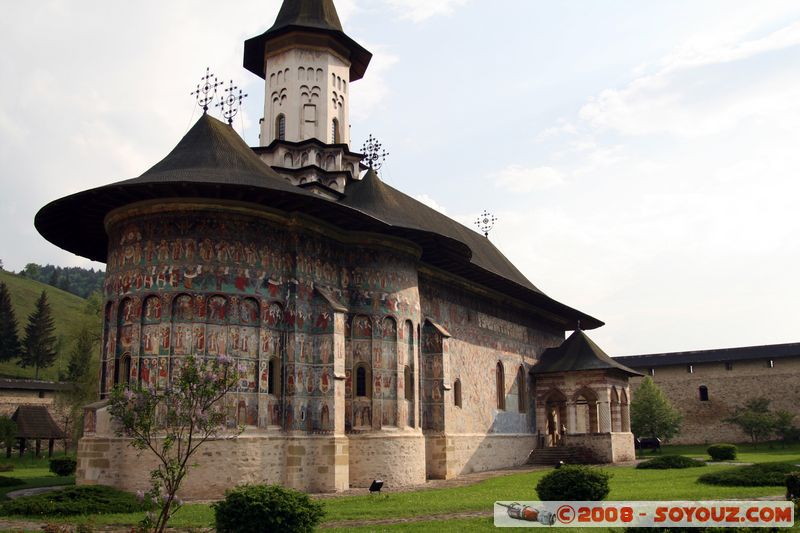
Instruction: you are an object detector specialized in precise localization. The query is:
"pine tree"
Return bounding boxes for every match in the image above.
[21,291,59,379]
[0,282,21,362]
[630,376,682,442]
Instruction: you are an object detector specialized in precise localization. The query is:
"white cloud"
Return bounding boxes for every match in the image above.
[385,0,468,23]
[578,20,800,138]
[349,45,400,121]
[491,165,564,193]
[414,194,448,215]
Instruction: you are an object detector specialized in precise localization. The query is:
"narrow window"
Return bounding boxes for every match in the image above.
[768,359,775,368]
[687,364,694,374]
[649,368,655,377]
[454,379,462,408]
[496,361,505,410]
[725,362,734,371]
[517,366,527,413]
[275,114,286,141]
[699,385,709,402]
[404,366,413,401]
[268,358,281,396]
[331,118,339,143]
[356,365,367,397]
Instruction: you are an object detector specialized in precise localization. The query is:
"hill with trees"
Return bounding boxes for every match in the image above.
[16,263,104,299]
[0,269,95,380]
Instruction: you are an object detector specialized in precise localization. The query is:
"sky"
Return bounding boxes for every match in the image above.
[1,0,799,357]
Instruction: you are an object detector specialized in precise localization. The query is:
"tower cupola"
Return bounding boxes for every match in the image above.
[244,0,372,197]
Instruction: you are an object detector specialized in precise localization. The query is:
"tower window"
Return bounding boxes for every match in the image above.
[454,378,462,408]
[276,114,286,141]
[699,385,709,402]
[331,119,339,143]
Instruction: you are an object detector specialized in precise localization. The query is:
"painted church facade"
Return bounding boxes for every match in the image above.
[36,0,637,498]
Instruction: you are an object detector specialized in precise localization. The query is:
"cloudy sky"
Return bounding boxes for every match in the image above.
[2,0,799,356]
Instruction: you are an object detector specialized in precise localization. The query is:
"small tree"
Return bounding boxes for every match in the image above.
[630,376,682,443]
[773,410,800,446]
[0,416,17,453]
[725,397,777,446]
[109,355,240,533]
[0,282,20,362]
[20,291,59,379]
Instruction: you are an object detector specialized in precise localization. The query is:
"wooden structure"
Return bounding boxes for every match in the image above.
[9,405,66,458]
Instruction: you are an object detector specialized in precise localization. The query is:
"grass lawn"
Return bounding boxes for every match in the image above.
[1,444,797,531]
[642,441,800,464]
[0,454,74,499]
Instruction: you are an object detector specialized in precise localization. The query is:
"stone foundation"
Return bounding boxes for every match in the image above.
[424,433,536,479]
[564,432,635,463]
[348,431,426,488]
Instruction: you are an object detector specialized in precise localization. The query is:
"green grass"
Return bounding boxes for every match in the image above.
[643,442,800,463]
[0,446,797,530]
[0,456,75,499]
[0,270,89,380]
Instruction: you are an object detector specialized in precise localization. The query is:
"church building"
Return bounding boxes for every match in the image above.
[35,0,638,497]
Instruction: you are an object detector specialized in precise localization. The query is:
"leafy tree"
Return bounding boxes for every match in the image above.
[725,397,777,446]
[109,355,240,533]
[0,282,20,362]
[630,376,682,443]
[773,410,800,445]
[0,416,17,451]
[20,291,59,379]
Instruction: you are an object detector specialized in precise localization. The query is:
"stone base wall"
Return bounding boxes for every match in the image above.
[564,432,635,463]
[77,431,350,499]
[348,431,426,488]
[425,433,535,479]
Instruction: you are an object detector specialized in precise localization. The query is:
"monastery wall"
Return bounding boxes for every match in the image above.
[418,273,563,478]
[627,357,800,445]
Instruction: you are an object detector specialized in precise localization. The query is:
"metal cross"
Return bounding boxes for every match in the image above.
[475,210,498,238]
[216,80,248,125]
[361,134,389,171]
[190,67,222,113]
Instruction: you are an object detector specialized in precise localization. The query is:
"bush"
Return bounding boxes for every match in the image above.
[0,476,24,487]
[0,464,14,472]
[213,485,325,533]
[535,465,611,501]
[48,457,77,477]
[636,455,706,469]
[707,444,737,461]
[698,461,799,487]
[0,485,147,517]
[786,471,800,499]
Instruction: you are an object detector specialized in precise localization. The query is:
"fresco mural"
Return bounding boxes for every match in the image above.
[103,208,421,433]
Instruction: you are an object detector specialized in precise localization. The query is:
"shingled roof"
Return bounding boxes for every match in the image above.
[36,114,603,331]
[615,342,800,368]
[243,0,372,81]
[11,405,65,440]
[534,330,641,376]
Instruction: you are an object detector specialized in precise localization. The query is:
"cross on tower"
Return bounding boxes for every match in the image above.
[190,67,222,113]
[215,80,248,125]
[361,134,389,171]
[475,210,498,238]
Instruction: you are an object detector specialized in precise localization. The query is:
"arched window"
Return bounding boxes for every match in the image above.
[496,361,505,410]
[699,385,709,402]
[454,378,462,408]
[115,353,132,385]
[268,357,281,396]
[331,119,340,143]
[517,366,526,413]
[404,365,413,401]
[275,114,286,141]
[355,364,371,397]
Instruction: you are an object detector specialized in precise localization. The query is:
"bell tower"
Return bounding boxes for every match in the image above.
[244,0,372,197]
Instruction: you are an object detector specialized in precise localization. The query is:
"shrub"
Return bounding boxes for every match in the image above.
[0,464,14,472]
[786,471,800,499]
[213,485,325,533]
[535,465,611,501]
[0,476,24,487]
[49,457,77,477]
[707,444,737,461]
[636,455,706,469]
[698,461,799,487]
[0,485,146,516]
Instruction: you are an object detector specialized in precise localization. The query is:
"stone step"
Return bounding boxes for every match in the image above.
[527,446,600,465]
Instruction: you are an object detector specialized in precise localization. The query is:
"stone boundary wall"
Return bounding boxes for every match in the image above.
[627,357,800,445]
